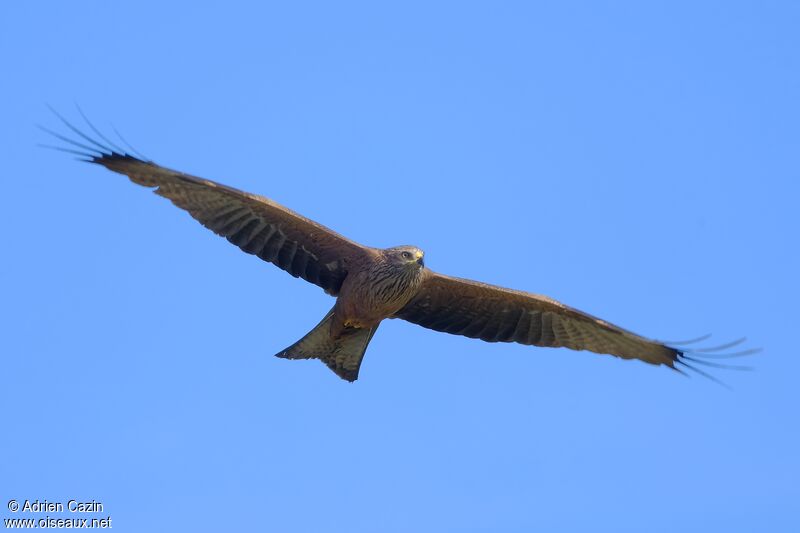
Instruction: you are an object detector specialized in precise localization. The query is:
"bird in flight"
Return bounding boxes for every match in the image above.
[42,110,755,382]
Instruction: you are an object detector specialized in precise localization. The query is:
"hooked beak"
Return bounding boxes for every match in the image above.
[415,251,425,267]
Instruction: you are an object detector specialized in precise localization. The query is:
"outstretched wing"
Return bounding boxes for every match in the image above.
[47,125,370,296]
[396,271,685,368]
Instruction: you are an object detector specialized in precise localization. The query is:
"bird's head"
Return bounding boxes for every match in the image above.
[386,245,425,269]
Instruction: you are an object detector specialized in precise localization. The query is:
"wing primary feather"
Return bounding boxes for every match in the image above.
[679,347,762,359]
[112,123,150,161]
[37,143,96,159]
[688,337,748,353]
[676,359,733,390]
[37,125,102,155]
[656,333,713,346]
[679,355,753,371]
[46,104,112,154]
[668,364,691,378]
[75,104,129,156]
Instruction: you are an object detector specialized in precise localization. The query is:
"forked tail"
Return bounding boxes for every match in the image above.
[275,308,379,382]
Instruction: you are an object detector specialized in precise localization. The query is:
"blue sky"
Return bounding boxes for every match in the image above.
[1,1,798,531]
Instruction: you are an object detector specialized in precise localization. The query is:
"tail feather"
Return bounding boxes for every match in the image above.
[275,308,379,382]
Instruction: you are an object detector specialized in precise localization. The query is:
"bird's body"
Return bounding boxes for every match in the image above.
[44,113,754,382]
[333,246,425,334]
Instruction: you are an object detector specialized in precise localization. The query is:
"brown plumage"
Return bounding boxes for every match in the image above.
[44,115,754,382]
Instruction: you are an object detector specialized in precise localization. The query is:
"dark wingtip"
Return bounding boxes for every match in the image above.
[691,337,748,353]
[667,335,760,388]
[111,124,151,161]
[679,354,754,372]
[675,357,734,390]
[658,333,713,346]
[75,103,130,157]
[39,106,151,166]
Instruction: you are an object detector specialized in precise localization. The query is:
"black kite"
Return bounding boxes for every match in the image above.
[43,114,755,382]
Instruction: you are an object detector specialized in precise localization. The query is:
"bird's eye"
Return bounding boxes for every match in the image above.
[402,251,411,259]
